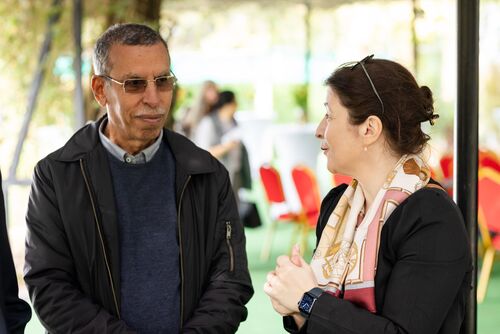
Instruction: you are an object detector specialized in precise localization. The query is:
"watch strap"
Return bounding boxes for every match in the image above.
[308,287,323,299]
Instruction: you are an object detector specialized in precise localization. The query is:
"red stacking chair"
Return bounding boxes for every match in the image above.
[439,154,454,196]
[439,153,454,180]
[259,164,301,261]
[477,167,500,303]
[480,150,500,172]
[291,165,322,253]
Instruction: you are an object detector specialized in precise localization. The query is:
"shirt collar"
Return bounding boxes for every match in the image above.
[98,120,163,164]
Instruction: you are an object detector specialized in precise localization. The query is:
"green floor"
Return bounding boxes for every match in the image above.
[24,223,500,333]
[237,223,314,334]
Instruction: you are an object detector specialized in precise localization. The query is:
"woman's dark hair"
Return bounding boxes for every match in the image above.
[325,57,438,155]
[210,90,236,113]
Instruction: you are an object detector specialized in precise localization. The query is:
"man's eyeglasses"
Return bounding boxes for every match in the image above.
[100,72,177,93]
[344,54,385,115]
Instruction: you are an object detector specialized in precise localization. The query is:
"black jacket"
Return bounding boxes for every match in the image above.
[24,116,253,333]
[285,182,472,334]
[1,170,31,334]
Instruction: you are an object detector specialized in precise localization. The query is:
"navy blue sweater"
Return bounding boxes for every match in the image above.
[108,143,179,333]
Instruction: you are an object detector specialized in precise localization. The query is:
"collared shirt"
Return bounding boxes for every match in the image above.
[98,120,162,164]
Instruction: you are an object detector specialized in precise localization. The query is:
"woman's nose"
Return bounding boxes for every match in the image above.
[315,118,325,139]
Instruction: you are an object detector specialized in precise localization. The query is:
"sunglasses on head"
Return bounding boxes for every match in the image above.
[342,54,385,115]
[100,72,177,94]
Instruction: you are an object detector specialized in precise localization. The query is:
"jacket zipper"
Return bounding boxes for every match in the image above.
[226,221,234,272]
[177,175,191,328]
[79,159,121,319]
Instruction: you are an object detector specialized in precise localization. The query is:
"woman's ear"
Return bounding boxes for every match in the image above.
[358,115,383,146]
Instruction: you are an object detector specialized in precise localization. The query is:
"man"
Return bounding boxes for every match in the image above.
[1,170,31,333]
[24,23,253,333]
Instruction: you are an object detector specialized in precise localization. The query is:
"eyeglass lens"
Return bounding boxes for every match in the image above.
[123,76,176,93]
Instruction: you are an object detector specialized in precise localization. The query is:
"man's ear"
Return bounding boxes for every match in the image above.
[358,115,383,146]
[91,75,107,107]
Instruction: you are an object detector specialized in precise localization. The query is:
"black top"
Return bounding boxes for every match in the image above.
[285,181,472,334]
[0,170,32,333]
[24,116,253,333]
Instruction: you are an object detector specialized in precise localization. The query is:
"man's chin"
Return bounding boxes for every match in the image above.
[141,128,163,139]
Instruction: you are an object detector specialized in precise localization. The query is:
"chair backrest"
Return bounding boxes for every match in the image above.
[480,151,500,173]
[332,173,352,187]
[478,167,500,235]
[292,165,321,228]
[439,154,453,179]
[259,164,286,204]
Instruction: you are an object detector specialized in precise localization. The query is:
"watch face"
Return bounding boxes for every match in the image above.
[299,294,315,313]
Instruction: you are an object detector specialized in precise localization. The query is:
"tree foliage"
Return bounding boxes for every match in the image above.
[0,0,164,174]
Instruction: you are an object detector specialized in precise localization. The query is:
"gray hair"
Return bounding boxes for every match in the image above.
[93,23,169,75]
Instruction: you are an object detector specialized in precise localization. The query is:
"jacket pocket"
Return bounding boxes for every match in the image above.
[225,221,235,272]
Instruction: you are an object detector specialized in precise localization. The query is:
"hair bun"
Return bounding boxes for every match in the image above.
[420,86,433,105]
[419,86,438,125]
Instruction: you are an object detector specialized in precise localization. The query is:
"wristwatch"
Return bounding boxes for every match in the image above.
[298,287,323,319]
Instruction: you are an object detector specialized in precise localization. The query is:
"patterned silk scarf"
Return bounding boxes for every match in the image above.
[310,155,431,313]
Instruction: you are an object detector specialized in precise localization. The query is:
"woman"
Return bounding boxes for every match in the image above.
[264,55,471,334]
[180,80,219,139]
[193,90,243,190]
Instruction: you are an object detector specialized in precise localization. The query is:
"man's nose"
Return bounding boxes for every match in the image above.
[142,81,160,107]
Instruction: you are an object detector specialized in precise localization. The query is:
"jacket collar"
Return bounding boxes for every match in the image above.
[51,114,218,175]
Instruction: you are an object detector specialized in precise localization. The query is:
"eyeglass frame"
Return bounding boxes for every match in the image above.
[339,54,385,116]
[99,71,177,93]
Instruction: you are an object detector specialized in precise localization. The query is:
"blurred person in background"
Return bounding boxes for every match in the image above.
[193,90,259,229]
[0,169,31,334]
[193,90,247,194]
[179,80,219,139]
[264,55,471,334]
[24,23,252,333]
